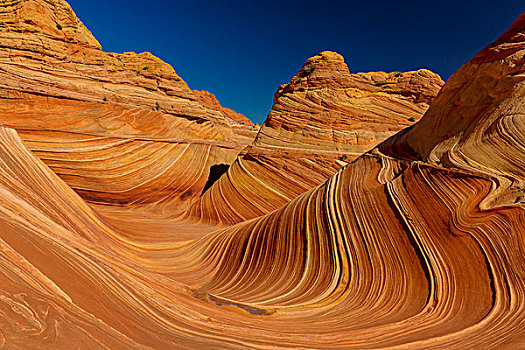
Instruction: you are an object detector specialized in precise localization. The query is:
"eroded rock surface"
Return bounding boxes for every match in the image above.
[193,89,260,146]
[1,1,525,349]
[0,0,251,208]
[186,51,444,224]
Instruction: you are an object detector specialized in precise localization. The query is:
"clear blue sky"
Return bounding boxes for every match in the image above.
[67,0,524,124]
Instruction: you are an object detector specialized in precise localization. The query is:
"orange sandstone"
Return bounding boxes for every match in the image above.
[0,1,524,349]
[185,51,444,224]
[0,0,252,208]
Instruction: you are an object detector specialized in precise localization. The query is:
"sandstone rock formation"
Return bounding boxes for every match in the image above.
[193,89,260,146]
[0,0,253,208]
[1,0,525,349]
[378,12,525,207]
[185,51,444,224]
[3,119,525,348]
[192,90,255,127]
[256,51,442,152]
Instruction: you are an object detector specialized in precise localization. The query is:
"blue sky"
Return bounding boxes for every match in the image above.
[67,0,524,124]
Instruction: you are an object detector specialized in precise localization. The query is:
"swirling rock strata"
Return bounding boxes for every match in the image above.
[1,122,524,349]
[1,1,525,349]
[257,51,443,152]
[0,0,252,207]
[185,52,444,224]
[18,129,239,207]
[378,12,525,206]
[171,155,525,349]
[0,0,238,140]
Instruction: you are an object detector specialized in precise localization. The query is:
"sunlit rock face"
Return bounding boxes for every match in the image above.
[1,0,525,349]
[256,51,442,152]
[378,12,525,207]
[185,51,444,224]
[0,0,256,208]
[192,89,260,146]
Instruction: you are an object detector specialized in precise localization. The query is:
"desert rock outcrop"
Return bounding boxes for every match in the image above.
[378,12,525,207]
[185,51,444,224]
[193,89,260,146]
[0,0,251,208]
[1,1,525,349]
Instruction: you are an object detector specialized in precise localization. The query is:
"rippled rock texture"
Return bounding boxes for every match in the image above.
[1,0,525,349]
[0,0,253,208]
[378,13,525,207]
[185,51,444,224]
